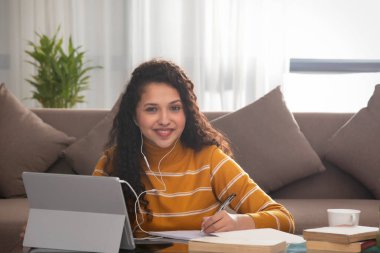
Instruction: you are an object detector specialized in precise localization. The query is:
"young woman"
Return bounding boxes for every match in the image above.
[93,59,295,236]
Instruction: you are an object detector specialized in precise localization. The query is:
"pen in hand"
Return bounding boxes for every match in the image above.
[201,193,236,232]
[217,193,236,212]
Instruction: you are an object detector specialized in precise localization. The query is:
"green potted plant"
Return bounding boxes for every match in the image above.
[25,28,101,108]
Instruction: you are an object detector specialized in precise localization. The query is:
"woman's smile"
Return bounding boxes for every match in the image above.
[154,128,174,138]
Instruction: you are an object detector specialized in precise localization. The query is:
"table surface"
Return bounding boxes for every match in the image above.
[20,241,308,253]
[18,240,380,253]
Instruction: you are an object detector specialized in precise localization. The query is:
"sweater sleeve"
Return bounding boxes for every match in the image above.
[209,147,295,233]
[92,148,115,176]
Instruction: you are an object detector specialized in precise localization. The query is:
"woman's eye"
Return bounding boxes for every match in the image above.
[145,107,157,112]
[171,105,182,111]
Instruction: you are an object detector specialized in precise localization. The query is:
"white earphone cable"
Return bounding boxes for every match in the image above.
[120,133,179,234]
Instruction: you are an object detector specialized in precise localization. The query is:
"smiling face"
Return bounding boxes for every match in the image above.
[135,82,186,148]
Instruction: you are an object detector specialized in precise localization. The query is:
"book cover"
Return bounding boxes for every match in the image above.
[303,226,379,244]
[307,246,380,253]
[188,236,286,253]
[306,250,353,253]
[306,239,377,252]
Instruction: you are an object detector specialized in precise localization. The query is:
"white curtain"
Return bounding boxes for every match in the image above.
[0,0,286,111]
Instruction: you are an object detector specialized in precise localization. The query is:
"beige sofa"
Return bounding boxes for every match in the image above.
[1,108,379,253]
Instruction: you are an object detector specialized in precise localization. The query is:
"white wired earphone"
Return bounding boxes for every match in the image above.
[119,131,179,235]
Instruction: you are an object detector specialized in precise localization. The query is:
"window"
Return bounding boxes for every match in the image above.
[283,0,380,112]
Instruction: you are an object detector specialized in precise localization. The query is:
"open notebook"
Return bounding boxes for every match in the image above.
[22,172,135,253]
[149,228,305,244]
[150,228,305,253]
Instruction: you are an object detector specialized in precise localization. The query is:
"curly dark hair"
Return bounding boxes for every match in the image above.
[106,59,232,222]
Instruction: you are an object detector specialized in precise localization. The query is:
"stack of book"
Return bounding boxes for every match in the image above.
[303,226,379,253]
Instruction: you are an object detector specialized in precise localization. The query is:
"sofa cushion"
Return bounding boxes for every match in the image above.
[325,84,380,199]
[271,162,374,199]
[0,83,75,198]
[212,86,326,192]
[63,96,121,175]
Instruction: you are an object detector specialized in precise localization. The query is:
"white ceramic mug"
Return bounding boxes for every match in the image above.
[327,209,361,227]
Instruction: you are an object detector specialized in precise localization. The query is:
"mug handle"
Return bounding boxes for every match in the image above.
[351,214,357,226]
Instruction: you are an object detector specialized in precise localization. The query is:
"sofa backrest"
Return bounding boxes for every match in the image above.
[32,109,374,200]
[33,109,109,139]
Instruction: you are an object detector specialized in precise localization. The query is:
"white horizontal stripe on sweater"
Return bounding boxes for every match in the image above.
[146,187,212,197]
[217,172,244,200]
[235,186,258,211]
[210,157,230,181]
[285,214,294,233]
[268,212,280,230]
[145,165,210,177]
[141,202,220,218]
[258,201,273,212]
[289,215,295,233]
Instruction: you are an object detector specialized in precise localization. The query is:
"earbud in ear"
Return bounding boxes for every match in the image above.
[133,118,139,126]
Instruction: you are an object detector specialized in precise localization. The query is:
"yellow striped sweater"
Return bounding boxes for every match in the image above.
[93,141,295,234]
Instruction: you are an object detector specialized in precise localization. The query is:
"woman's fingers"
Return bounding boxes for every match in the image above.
[202,212,255,233]
[202,211,231,233]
